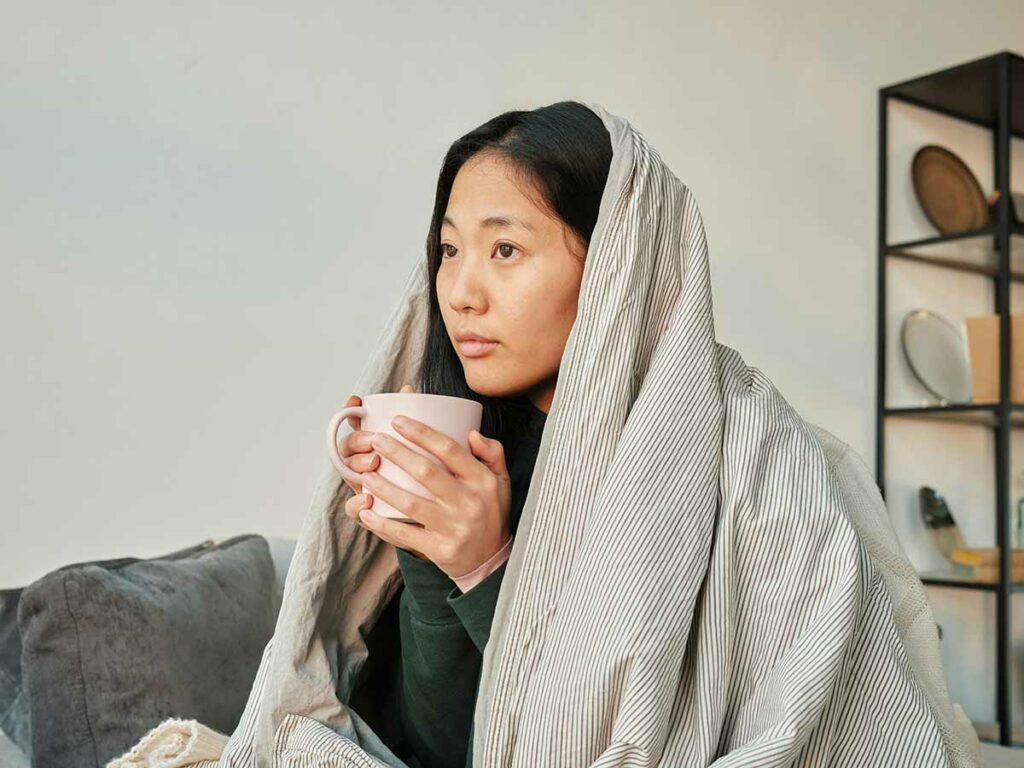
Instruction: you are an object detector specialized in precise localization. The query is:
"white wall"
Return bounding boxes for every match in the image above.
[3,0,1023,731]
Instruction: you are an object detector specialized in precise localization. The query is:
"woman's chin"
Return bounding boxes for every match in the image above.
[464,367,519,399]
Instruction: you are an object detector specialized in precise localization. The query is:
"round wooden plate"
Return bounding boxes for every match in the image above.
[911,144,990,234]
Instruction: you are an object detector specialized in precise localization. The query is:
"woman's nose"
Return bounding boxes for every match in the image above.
[446,256,488,311]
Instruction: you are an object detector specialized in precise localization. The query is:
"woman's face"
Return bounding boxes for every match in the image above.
[436,151,586,413]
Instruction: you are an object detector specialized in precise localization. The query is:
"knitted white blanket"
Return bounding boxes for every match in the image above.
[109,102,983,768]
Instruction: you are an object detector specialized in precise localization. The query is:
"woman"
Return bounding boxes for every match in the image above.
[323,100,980,768]
[336,101,613,768]
[111,101,981,768]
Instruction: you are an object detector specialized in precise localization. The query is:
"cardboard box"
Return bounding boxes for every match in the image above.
[963,314,1024,403]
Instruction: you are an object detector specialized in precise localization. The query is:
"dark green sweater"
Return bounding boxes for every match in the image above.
[393,542,505,768]
[348,399,546,768]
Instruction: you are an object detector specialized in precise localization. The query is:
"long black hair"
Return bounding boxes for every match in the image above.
[418,100,613,446]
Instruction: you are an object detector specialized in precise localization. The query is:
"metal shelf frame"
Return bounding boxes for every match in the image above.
[877,49,1023,748]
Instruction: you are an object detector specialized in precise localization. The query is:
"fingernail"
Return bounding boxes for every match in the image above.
[393,415,409,428]
[359,508,378,524]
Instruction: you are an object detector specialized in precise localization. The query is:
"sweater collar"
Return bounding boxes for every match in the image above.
[524,400,547,439]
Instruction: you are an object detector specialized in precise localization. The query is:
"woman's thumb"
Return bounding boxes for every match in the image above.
[400,383,416,393]
[469,430,508,476]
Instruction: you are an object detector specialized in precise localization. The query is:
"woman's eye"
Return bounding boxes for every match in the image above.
[494,242,519,260]
[440,243,519,260]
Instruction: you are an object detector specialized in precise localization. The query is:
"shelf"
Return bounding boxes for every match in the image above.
[919,569,1024,593]
[885,227,1024,280]
[884,404,1024,427]
[882,50,1024,137]
[880,48,1024,752]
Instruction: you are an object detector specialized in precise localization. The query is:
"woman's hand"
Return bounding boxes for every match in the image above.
[347,384,512,581]
[336,393,382,496]
[344,385,427,559]
[346,490,428,560]
[335,393,387,501]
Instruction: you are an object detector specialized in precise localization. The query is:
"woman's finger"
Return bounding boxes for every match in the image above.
[341,452,380,475]
[467,430,510,480]
[361,470,441,529]
[358,506,432,556]
[339,430,379,494]
[390,416,483,482]
[354,452,381,472]
[345,493,373,520]
[369,432,460,505]
[340,429,377,460]
[345,394,362,430]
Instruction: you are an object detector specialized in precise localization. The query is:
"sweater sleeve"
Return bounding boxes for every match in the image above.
[446,559,508,653]
[451,536,513,593]
[395,546,461,622]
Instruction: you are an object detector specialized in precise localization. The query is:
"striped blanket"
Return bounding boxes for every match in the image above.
[110,103,983,768]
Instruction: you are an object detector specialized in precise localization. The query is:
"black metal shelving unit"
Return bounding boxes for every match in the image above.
[877,50,1024,747]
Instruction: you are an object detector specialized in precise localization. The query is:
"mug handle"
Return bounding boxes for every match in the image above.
[326,405,369,486]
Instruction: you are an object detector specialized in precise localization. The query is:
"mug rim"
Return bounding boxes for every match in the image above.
[361,391,482,408]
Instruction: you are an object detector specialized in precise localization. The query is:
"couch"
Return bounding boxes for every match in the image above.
[1,535,1019,767]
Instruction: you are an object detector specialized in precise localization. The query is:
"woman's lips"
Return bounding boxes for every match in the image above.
[458,340,499,358]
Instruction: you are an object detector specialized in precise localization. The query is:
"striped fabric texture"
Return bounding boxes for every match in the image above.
[112,103,984,767]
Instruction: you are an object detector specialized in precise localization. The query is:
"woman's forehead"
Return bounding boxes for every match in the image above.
[445,155,551,229]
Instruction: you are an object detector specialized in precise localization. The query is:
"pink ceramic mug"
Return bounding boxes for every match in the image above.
[326,392,484,522]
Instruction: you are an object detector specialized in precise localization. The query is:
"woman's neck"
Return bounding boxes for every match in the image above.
[524,377,555,414]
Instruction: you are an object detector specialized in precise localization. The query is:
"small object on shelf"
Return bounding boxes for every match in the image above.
[962,314,1024,404]
[918,486,967,559]
[900,309,972,404]
[911,144,990,234]
[950,561,1024,583]
[947,548,1024,584]
[950,547,1024,567]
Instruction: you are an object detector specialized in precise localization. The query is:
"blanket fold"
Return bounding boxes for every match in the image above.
[105,718,229,768]
[112,102,983,767]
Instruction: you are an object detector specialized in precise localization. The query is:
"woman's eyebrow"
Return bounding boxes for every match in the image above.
[442,214,535,232]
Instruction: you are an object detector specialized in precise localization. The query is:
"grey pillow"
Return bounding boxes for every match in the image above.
[18,534,277,768]
[0,538,219,762]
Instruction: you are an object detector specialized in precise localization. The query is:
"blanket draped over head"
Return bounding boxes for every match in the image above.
[110,103,983,768]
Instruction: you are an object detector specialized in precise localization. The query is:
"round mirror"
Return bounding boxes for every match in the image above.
[900,309,972,404]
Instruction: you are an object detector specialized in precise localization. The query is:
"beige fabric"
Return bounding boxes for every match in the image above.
[807,422,982,767]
